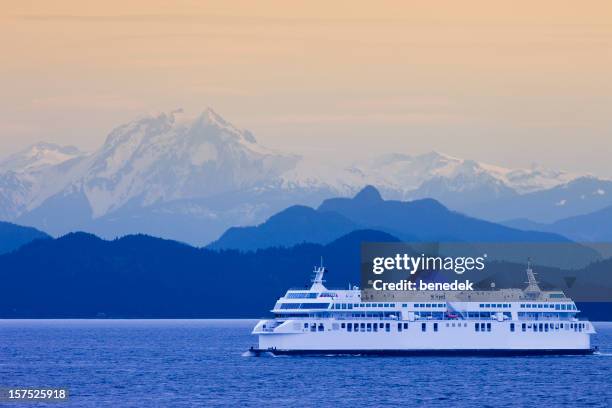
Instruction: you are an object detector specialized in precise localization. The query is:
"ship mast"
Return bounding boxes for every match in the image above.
[524,258,541,298]
[311,257,327,291]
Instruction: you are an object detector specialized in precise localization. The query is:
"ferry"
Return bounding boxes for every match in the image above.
[249,262,596,356]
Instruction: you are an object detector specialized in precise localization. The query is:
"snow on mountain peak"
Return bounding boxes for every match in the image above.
[82,108,298,217]
[0,142,84,173]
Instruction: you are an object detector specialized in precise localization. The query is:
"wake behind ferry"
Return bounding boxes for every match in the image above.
[250,262,596,356]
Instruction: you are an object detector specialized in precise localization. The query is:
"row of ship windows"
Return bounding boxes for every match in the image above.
[286,293,318,299]
[332,303,401,309]
[282,302,577,312]
[519,303,576,310]
[303,321,587,334]
[306,322,444,332]
[515,322,586,332]
[332,303,449,309]
[479,304,511,308]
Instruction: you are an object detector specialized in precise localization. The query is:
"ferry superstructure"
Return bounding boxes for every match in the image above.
[250,262,596,356]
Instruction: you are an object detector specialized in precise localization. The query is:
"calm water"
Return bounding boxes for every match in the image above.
[1,320,611,407]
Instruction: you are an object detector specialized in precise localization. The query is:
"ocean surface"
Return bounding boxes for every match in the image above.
[1,320,611,407]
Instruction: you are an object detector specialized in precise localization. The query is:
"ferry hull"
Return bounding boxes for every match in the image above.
[248,347,597,357]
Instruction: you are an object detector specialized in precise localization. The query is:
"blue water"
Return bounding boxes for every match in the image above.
[1,320,611,407]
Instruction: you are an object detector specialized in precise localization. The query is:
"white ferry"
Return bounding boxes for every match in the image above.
[250,262,596,356]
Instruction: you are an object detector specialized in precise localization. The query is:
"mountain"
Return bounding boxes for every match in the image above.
[0,221,50,255]
[318,186,573,243]
[464,177,612,223]
[0,142,84,173]
[0,230,609,319]
[353,152,577,196]
[211,186,590,256]
[504,204,612,242]
[209,205,360,250]
[0,229,398,318]
[8,109,316,244]
[0,142,87,220]
[0,108,607,245]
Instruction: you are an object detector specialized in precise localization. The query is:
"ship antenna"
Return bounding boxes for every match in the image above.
[311,257,327,289]
[525,257,541,296]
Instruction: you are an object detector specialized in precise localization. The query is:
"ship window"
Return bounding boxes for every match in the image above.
[361,323,366,330]
[475,323,479,332]
[404,323,409,329]
[341,323,346,329]
[521,323,526,332]
[304,323,308,328]
[385,323,390,332]
[486,323,491,332]
[421,323,426,332]
[398,323,402,332]
[426,304,431,307]
[539,323,543,332]
[286,292,318,299]
[373,324,378,332]
[318,324,324,332]
[510,323,515,332]
[310,324,316,332]
[379,323,384,329]
[480,323,486,331]
[433,323,438,332]
[480,304,484,308]
[347,323,352,331]
[366,323,372,332]
[402,304,408,308]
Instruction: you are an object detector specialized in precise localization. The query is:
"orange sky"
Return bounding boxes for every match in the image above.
[1,1,611,174]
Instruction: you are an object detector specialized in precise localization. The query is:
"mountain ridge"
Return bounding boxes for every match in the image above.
[212,186,578,252]
[1,108,610,245]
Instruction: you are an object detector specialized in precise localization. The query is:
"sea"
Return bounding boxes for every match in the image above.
[1,320,611,407]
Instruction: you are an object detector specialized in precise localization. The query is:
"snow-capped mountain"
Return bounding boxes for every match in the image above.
[5,108,306,243]
[0,142,84,173]
[78,108,298,217]
[351,152,579,198]
[0,107,608,244]
[0,142,87,219]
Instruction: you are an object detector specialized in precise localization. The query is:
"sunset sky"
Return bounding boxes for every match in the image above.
[1,1,611,175]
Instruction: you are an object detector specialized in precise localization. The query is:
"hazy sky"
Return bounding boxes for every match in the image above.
[1,1,611,176]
